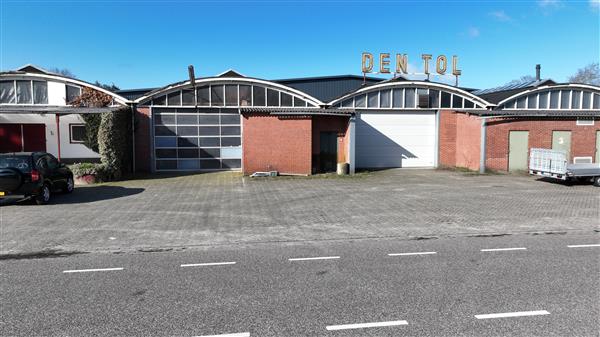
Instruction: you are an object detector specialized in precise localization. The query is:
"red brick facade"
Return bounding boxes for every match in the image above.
[242,114,313,175]
[311,116,350,173]
[134,107,151,172]
[438,110,481,170]
[485,118,600,171]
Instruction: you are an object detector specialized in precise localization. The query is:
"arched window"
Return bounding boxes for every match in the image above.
[498,85,600,110]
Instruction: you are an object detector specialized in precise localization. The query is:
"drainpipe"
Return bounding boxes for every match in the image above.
[130,104,136,173]
[348,115,356,174]
[479,118,487,174]
[55,114,61,161]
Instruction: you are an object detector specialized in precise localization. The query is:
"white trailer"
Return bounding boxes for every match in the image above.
[529,148,600,186]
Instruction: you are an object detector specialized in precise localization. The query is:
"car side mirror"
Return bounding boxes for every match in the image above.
[59,162,66,168]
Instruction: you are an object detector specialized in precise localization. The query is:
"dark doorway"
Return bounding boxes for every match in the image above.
[319,132,338,172]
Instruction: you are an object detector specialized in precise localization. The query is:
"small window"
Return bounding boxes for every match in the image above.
[404,88,415,108]
[66,85,81,104]
[440,91,451,108]
[211,85,224,106]
[582,92,592,109]
[0,81,15,103]
[153,95,166,106]
[576,118,594,126]
[549,90,560,108]
[294,96,306,107]
[392,89,403,108]
[253,86,266,106]
[355,94,366,108]
[197,86,210,106]
[503,100,515,109]
[538,91,549,109]
[464,100,475,109]
[225,85,238,106]
[527,94,537,109]
[573,157,593,164]
[560,90,571,109]
[281,93,293,107]
[594,94,600,109]
[380,89,391,108]
[70,124,86,143]
[367,91,378,108]
[167,91,181,106]
[341,98,353,108]
[16,81,32,104]
[182,89,195,106]
[516,96,526,109]
[267,88,279,106]
[452,95,463,109]
[428,90,439,108]
[239,85,251,106]
[33,81,48,104]
[571,91,581,109]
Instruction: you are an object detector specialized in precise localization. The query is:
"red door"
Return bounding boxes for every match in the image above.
[0,124,22,153]
[22,124,46,152]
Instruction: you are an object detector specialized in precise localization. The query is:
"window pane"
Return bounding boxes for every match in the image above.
[267,88,279,106]
[66,85,80,104]
[221,137,241,147]
[582,92,591,109]
[199,137,220,147]
[154,95,166,106]
[294,97,306,107]
[155,137,176,147]
[404,88,415,108]
[571,91,581,109]
[367,91,378,107]
[538,92,549,109]
[221,114,240,125]
[70,125,85,142]
[200,159,220,169]
[429,90,439,108]
[200,148,220,158]
[156,149,177,158]
[167,91,181,106]
[593,94,600,109]
[355,94,366,107]
[0,81,15,103]
[154,114,175,125]
[177,126,198,136]
[222,159,241,169]
[550,90,559,108]
[452,95,463,109]
[221,146,242,159]
[225,85,238,106]
[16,81,32,104]
[178,160,200,170]
[516,96,526,108]
[155,125,176,136]
[253,86,266,106]
[441,91,451,108]
[197,86,209,106]
[198,115,219,124]
[239,85,251,106]
[281,93,293,107]
[33,81,47,104]
[380,89,391,108]
[182,89,195,106]
[221,126,240,136]
[178,148,199,158]
[560,90,570,109]
[464,100,474,109]
[211,85,224,106]
[526,94,537,109]
[341,98,353,108]
[392,89,403,108]
[178,137,199,147]
[199,126,220,136]
[417,88,428,108]
[156,160,177,170]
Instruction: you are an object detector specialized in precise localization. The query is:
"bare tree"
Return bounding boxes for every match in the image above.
[49,67,76,78]
[568,63,600,85]
[504,75,536,86]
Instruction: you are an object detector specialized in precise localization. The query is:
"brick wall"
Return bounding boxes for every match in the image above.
[486,118,600,171]
[438,110,481,171]
[312,116,350,172]
[135,107,151,172]
[242,114,312,175]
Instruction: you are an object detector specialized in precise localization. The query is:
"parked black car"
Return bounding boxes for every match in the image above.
[0,152,74,205]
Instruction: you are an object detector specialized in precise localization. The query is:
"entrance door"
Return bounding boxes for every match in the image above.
[596,131,600,163]
[22,124,46,152]
[552,131,572,162]
[508,131,529,171]
[319,132,338,172]
[0,124,23,153]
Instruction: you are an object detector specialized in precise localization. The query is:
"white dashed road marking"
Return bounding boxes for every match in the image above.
[567,244,600,248]
[181,262,237,267]
[475,310,550,319]
[326,320,408,331]
[288,256,340,261]
[480,247,527,252]
[63,267,124,273]
[388,251,437,256]
[193,333,250,337]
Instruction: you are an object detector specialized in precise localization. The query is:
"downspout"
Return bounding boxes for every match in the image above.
[479,118,487,174]
[130,103,136,173]
[55,114,61,161]
[348,114,356,174]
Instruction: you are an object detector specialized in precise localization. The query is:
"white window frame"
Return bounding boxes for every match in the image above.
[69,124,86,143]
[573,156,593,164]
[576,118,594,126]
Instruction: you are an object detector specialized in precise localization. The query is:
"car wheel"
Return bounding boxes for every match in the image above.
[35,185,51,205]
[65,176,74,193]
[594,176,600,187]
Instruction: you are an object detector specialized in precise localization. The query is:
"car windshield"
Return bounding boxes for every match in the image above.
[0,156,32,173]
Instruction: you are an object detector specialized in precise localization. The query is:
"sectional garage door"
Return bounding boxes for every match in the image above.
[355,112,436,168]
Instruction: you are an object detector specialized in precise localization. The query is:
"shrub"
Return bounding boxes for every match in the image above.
[97,108,132,181]
[69,163,116,183]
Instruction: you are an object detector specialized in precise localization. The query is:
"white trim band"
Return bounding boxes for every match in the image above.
[181,262,237,267]
[193,333,250,337]
[475,310,550,319]
[288,256,340,261]
[63,267,124,273]
[567,244,600,248]
[326,320,408,331]
[388,251,437,256]
[480,247,527,252]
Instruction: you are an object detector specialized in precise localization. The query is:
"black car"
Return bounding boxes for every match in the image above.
[0,152,74,205]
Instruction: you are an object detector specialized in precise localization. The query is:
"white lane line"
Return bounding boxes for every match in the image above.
[388,251,437,256]
[193,333,250,337]
[567,244,600,248]
[480,247,527,252]
[475,310,550,319]
[326,320,408,331]
[181,262,236,267]
[288,256,340,261]
[63,267,123,273]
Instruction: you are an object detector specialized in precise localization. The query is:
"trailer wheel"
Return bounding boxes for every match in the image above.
[593,176,600,187]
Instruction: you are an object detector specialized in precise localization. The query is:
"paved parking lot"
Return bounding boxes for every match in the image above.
[1,169,598,255]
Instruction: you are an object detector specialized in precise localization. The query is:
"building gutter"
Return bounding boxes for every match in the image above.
[479,118,487,174]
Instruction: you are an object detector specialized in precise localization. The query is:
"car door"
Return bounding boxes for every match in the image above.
[44,154,66,188]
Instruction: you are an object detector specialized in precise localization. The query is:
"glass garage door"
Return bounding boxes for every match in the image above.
[153,107,242,171]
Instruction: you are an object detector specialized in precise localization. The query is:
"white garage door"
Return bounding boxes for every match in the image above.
[356,111,436,168]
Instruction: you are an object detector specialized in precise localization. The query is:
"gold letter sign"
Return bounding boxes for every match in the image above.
[362,52,373,73]
[361,53,461,77]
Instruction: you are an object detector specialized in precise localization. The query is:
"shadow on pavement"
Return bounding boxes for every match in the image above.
[536,177,594,187]
[1,185,144,206]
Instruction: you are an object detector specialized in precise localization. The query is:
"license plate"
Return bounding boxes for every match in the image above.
[0,192,4,196]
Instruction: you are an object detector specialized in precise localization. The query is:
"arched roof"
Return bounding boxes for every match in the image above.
[0,70,129,105]
[134,76,325,107]
[496,83,600,109]
[328,80,493,109]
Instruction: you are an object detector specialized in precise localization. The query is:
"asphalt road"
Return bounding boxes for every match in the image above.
[1,232,599,337]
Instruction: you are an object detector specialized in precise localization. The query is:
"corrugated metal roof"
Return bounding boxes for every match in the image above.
[240,107,352,116]
[275,75,384,103]
[477,110,600,117]
[0,105,123,114]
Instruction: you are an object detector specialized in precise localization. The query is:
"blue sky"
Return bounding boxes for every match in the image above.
[1,0,599,90]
